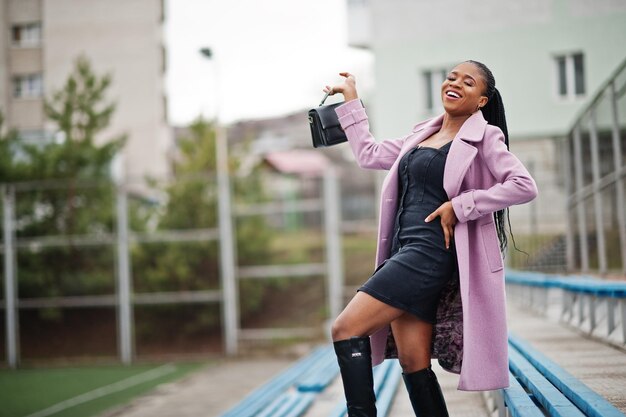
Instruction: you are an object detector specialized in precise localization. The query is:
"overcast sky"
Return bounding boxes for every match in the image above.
[164,0,374,125]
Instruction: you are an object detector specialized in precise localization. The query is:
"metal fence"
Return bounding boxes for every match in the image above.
[1,151,564,369]
[0,165,352,368]
[563,57,626,275]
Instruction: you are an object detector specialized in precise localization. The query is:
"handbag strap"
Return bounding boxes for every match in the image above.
[319,91,331,106]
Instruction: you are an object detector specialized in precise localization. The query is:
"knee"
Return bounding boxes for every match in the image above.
[331,316,356,341]
[398,352,430,374]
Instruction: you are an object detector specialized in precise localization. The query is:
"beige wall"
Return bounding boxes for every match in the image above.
[9,48,42,73]
[8,0,40,23]
[42,0,169,180]
[11,98,44,129]
[1,0,171,179]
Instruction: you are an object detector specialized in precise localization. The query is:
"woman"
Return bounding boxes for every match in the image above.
[323,60,538,417]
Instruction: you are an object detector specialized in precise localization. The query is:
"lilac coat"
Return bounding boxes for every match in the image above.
[335,99,538,391]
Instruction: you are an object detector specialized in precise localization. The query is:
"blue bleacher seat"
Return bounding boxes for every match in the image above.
[509,334,625,417]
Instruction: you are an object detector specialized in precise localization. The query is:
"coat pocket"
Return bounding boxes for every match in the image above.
[481,223,504,272]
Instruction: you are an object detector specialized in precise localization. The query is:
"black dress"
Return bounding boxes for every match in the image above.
[358,141,457,324]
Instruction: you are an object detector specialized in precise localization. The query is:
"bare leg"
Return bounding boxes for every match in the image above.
[392,312,449,417]
[391,313,433,372]
[331,291,403,417]
[331,291,405,341]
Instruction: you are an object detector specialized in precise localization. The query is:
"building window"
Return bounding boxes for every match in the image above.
[423,68,448,111]
[11,22,42,47]
[554,52,585,98]
[13,74,43,98]
[18,129,51,143]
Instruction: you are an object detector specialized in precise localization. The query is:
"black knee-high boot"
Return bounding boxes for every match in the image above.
[333,336,377,417]
[402,365,449,417]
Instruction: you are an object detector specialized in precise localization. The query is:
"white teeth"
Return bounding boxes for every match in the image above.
[446,91,461,98]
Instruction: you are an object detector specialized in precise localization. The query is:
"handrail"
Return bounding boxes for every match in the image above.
[568,56,626,132]
[563,55,626,275]
[505,270,626,348]
[506,270,626,296]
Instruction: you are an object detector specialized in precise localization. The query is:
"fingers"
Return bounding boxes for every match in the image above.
[444,219,456,249]
[424,210,436,223]
[435,219,452,249]
[322,72,356,95]
[339,72,356,84]
[443,225,450,249]
[425,206,455,249]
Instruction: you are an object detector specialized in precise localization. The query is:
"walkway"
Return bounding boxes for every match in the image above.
[99,299,626,417]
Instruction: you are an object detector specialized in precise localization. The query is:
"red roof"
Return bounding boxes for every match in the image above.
[264,150,331,177]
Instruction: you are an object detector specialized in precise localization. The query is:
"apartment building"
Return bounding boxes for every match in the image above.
[0,0,171,180]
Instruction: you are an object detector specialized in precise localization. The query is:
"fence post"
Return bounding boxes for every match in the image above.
[609,81,626,274]
[323,169,344,322]
[588,108,607,274]
[563,137,576,272]
[216,125,239,356]
[2,186,19,368]
[572,125,589,272]
[115,182,134,364]
[621,299,626,344]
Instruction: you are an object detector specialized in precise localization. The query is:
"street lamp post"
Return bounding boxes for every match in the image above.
[199,47,239,356]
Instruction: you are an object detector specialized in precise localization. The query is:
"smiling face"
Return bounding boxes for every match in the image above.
[440,62,489,116]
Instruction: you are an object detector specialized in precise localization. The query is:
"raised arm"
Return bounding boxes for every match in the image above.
[325,72,407,170]
[335,99,407,170]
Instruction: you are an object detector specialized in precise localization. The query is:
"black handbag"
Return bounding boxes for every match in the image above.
[308,91,349,148]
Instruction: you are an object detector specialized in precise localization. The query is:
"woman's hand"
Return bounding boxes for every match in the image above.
[323,72,359,102]
[425,201,457,249]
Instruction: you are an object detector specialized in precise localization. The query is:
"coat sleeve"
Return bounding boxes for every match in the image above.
[335,99,409,170]
[451,127,538,223]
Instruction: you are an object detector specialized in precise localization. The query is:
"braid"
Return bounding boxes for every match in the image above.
[465,60,511,253]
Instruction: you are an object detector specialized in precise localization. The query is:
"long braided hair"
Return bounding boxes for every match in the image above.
[465,60,511,253]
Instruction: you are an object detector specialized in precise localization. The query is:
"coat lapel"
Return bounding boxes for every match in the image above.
[444,140,477,198]
[443,111,489,198]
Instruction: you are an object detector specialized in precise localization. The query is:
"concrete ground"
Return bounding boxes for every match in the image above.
[99,358,293,417]
[101,299,626,417]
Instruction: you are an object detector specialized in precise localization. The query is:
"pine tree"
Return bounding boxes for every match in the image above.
[14,55,127,300]
[0,111,24,181]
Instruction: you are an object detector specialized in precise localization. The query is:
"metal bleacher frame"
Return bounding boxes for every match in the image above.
[484,333,625,417]
[506,270,626,347]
